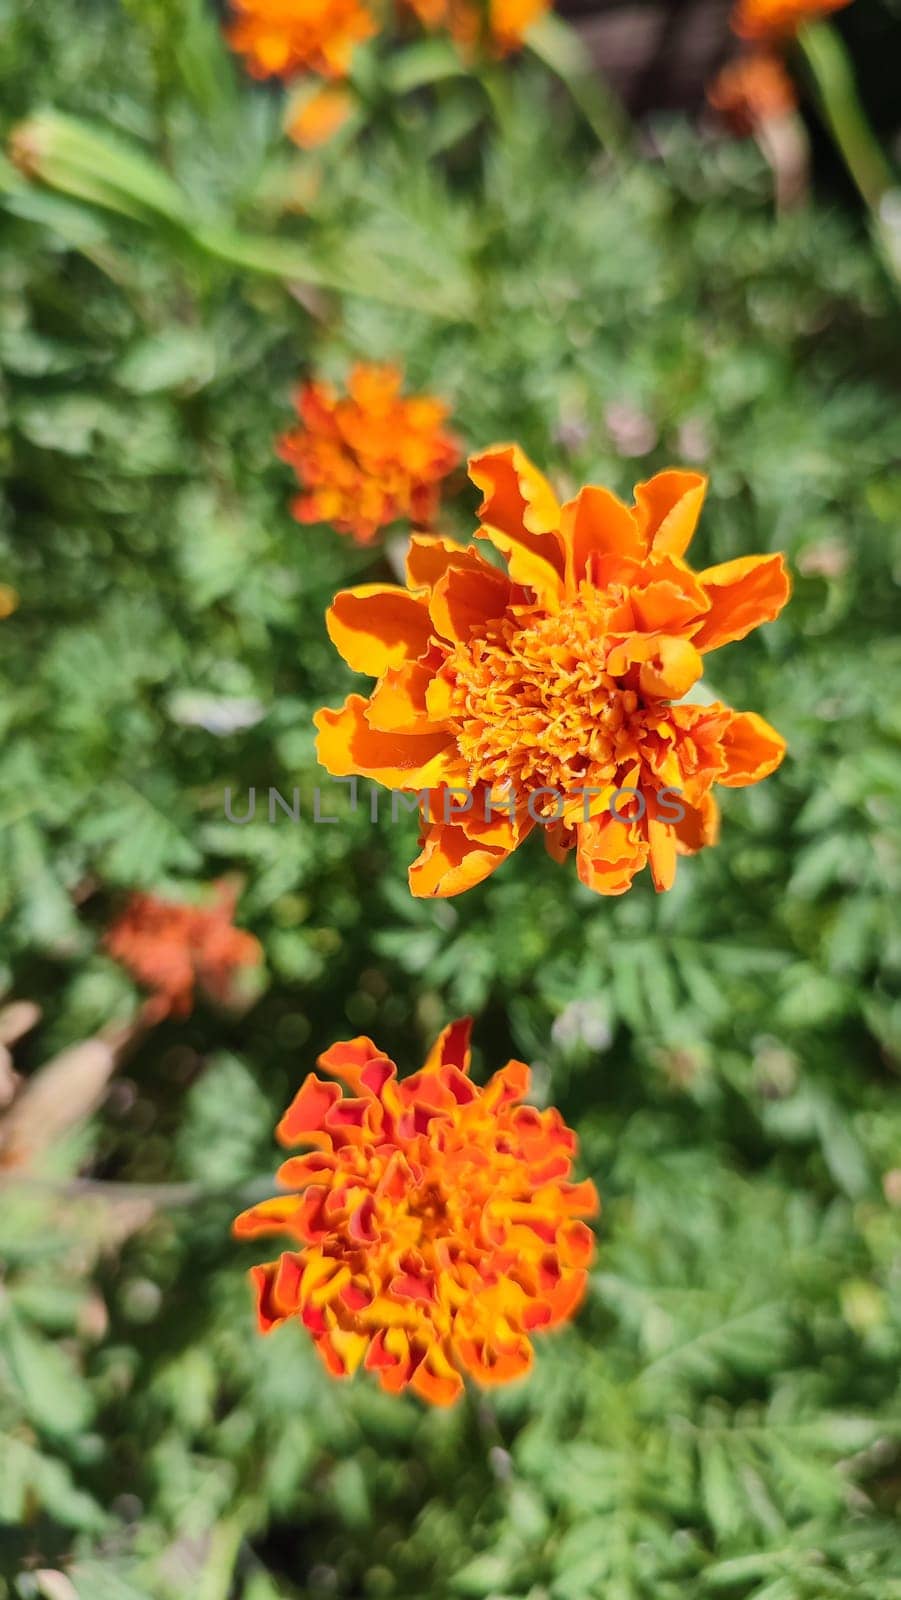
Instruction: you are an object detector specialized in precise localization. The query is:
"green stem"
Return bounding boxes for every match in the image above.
[797,20,896,221]
[526,13,632,158]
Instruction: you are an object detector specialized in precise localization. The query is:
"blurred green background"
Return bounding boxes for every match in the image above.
[0,1,900,1597]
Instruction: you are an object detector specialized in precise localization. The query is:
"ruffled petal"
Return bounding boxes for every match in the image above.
[428,561,512,645]
[692,553,791,651]
[559,484,645,589]
[315,695,457,785]
[575,812,649,896]
[422,1017,473,1075]
[366,660,439,732]
[469,444,565,607]
[632,470,708,558]
[717,709,787,786]
[408,820,516,897]
[405,534,489,591]
[606,633,704,699]
[326,585,433,675]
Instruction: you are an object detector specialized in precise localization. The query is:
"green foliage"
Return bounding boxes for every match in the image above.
[0,2,899,1597]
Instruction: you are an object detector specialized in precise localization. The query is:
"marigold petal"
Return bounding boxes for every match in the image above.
[647,812,678,892]
[405,534,489,591]
[692,553,791,651]
[315,695,457,785]
[411,1343,465,1406]
[717,709,787,786]
[317,1036,397,1095]
[277,1074,343,1147]
[233,1195,305,1238]
[606,633,704,699]
[408,821,514,897]
[366,660,439,733]
[632,470,708,558]
[560,483,645,589]
[469,444,565,606]
[576,813,650,896]
[428,562,512,645]
[675,794,721,854]
[422,1017,473,1075]
[326,585,433,674]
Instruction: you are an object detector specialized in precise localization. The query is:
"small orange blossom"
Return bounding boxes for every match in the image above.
[404,0,548,56]
[287,83,355,147]
[106,884,261,1021]
[732,0,852,41]
[708,52,798,133]
[226,0,376,81]
[315,447,790,897]
[278,363,460,546]
[234,1020,598,1405]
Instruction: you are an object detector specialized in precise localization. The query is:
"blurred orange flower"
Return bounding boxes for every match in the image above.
[287,83,355,147]
[732,0,851,41]
[234,1020,598,1404]
[278,363,461,545]
[315,448,790,897]
[405,0,547,56]
[708,52,797,133]
[106,885,261,1021]
[226,0,375,80]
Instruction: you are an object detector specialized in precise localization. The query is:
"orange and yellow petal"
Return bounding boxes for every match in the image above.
[693,553,791,651]
[469,444,565,606]
[314,695,457,786]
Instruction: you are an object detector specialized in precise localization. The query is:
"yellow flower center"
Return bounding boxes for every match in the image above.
[443,588,640,802]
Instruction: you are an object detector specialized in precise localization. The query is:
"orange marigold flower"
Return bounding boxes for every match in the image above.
[106,884,261,1021]
[0,584,17,618]
[732,0,851,41]
[226,0,376,81]
[315,448,790,897]
[404,0,547,56]
[234,1019,598,1404]
[287,83,355,148]
[277,363,461,546]
[708,52,798,134]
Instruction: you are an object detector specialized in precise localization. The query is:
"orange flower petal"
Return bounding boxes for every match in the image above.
[717,709,787,786]
[428,561,512,645]
[575,813,650,896]
[405,534,487,591]
[408,820,515,897]
[234,1195,305,1238]
[469,444,565,606]
[326,585,433,674]
[366,660,438,732]
[559,483,645,589]
[692,553,791,651]
[632,470,708,559]
[315,695,457,785]
[422,1017,473,1075]
[606,633,704,699]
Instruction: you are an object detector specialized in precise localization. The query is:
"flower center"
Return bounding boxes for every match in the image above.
[442,588,640,801]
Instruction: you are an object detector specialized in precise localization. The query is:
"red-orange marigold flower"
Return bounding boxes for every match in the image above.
[404,0,547,56]
[277,363,461,546]
[315,447,790,897]
[226,0,376,81]
[732,0,851,41]
[233,1020,598,1404]
[708,52,798,134]
[106,884,261,1021]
